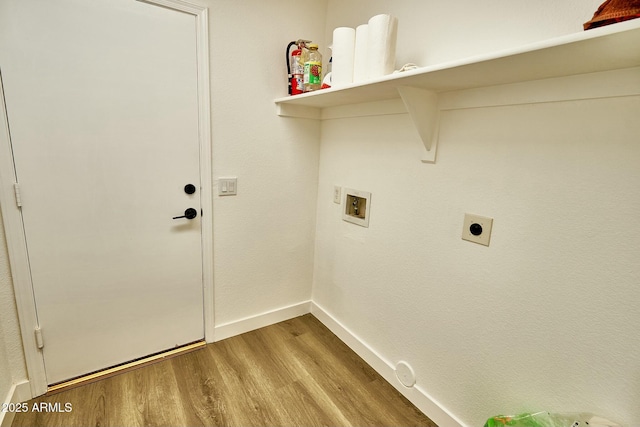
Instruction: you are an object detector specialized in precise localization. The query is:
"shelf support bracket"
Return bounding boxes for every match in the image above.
[276,103,321,120]
[397,86,440,164]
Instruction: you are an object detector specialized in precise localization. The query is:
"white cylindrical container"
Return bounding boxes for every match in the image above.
[367,14,398,79]
[331,27,356,87]
[353,24,369,82]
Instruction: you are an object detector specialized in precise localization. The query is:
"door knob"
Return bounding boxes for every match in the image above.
[184,184,196,194]
[173,208,198,220]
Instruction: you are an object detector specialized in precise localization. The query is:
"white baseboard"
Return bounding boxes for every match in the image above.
[310,302,465,427]
[213,300,312,342]
[1,381,31,427]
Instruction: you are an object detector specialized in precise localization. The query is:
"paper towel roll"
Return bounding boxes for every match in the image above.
[367,14,398,79]
[353,24,369,83]
[332,27,356,87]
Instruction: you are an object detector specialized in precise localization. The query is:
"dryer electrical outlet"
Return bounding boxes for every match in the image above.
[462,214,493,246]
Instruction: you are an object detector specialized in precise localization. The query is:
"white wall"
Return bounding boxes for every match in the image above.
[203,0,325,327]
[314,1,640,425]
[0,274,14,405]
[0,213,26,402]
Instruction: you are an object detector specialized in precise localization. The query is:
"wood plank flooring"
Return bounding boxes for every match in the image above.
[12,314,437,427]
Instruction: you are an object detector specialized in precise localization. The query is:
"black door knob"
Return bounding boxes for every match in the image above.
[184,184,196,194]
[173,208,198,220]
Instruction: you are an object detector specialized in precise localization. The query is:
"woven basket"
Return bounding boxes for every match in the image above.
[584,0,640,30]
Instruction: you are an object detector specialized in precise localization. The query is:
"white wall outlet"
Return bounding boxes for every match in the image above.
[333,186,341,204]
[218,177,237,196]
[462,214,493,246]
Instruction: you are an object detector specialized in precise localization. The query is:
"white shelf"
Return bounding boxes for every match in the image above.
[275,19,640,162]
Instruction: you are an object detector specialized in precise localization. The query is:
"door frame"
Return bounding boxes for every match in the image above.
[0,0,213,398]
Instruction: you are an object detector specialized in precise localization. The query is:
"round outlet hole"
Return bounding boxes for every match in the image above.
[470,223,483,236]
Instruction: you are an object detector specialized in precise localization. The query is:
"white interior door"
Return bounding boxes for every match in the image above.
[0,0,204,385]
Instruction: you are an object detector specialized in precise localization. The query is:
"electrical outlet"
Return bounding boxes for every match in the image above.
[333,186,341,204]
[462,214,493,246]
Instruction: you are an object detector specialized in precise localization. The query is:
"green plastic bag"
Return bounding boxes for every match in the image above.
[484,412,558,427]
[484,412,621,427]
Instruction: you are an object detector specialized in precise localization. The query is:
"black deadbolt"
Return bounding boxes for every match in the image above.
[184,184,196,194]
[469,223,483,236]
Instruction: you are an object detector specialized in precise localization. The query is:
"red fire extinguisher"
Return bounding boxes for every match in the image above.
[287,39,311,95]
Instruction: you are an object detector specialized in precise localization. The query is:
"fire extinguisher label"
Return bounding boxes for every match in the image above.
[292,58,303,75]
[292,76,303,94]
[304,62,322,86]
[291,52,304,95]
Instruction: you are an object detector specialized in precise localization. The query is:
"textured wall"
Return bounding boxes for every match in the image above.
[0,235,14,400]
[0,211,26,400]
[204,0,324,324]
[314,2,640,425]
[314,95,640,425]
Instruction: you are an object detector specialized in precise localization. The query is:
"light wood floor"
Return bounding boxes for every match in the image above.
[12,314,437,427]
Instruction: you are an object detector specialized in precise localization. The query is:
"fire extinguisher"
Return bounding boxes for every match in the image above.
[287,39,311,95]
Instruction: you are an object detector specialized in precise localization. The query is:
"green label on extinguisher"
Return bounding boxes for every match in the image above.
[304,61,322,85]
